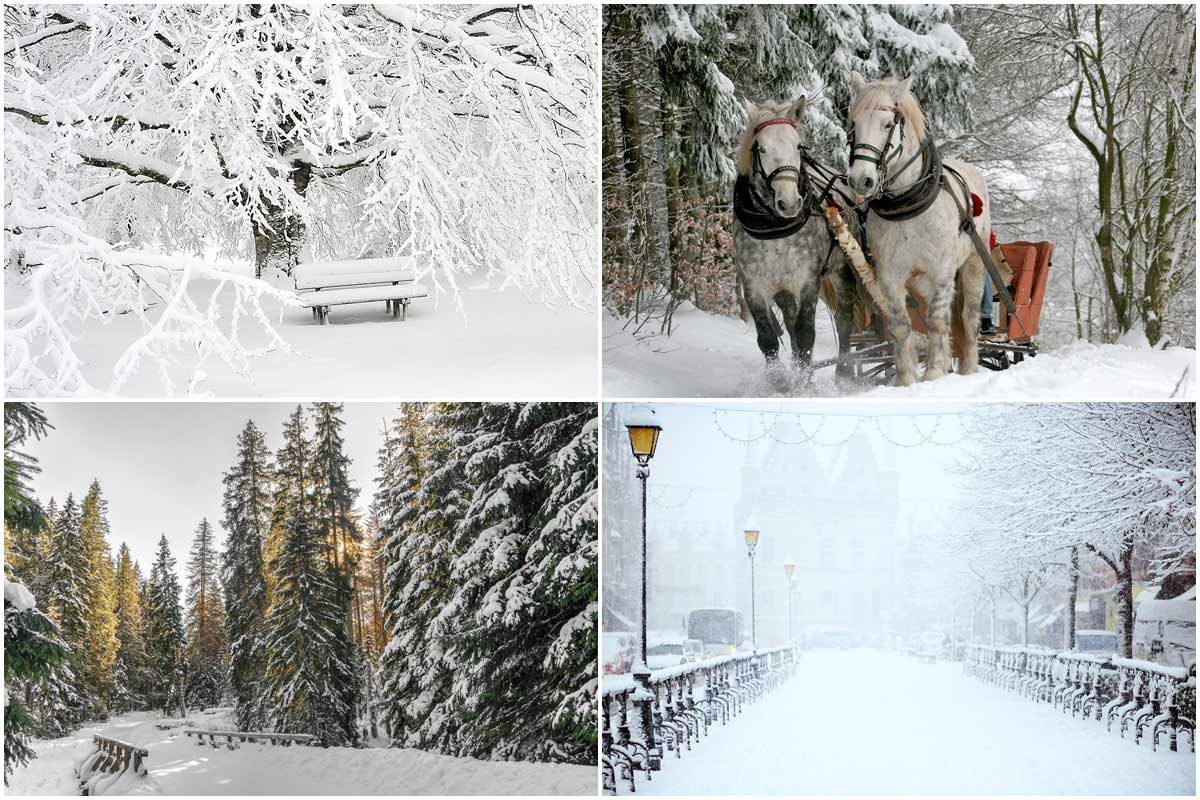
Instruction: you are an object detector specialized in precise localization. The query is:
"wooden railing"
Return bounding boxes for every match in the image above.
[601,645,799,794]
[965,644,1195,753]
[76,735,148,795]
[184,728,319,749]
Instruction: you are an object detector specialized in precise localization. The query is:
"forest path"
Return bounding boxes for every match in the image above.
[637,650,1195,795]
[7,709,595,795]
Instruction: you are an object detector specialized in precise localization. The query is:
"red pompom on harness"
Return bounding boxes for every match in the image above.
[988,230,997,250]
[970,192,984,217]
[753,118,797,134]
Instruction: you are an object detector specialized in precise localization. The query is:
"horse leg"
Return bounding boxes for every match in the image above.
[788,285,818,371]
[880,272,918,386]
[922,273,956,381]
[743,290,781,365]
[957,255,985,375]
[831,264,857,384]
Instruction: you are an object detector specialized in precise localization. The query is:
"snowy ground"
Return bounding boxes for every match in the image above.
[8,273,597,398]
[621,649,1194,795]
[7,709,595,796]
[604,305,1194,399]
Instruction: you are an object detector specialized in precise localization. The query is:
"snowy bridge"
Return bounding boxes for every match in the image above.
[602,647,1195,795]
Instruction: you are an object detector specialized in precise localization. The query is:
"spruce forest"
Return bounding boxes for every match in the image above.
[4,402,598,788]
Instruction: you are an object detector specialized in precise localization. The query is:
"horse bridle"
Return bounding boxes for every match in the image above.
[751,117,806,189]
[849,106,924,196]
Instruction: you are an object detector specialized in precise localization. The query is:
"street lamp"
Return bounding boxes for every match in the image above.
[744,528,759,651]
[784,561,796,643]
[625,409,662,771]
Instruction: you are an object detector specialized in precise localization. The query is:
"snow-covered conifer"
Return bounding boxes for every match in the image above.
[185,518,228,708]
[220,420,273,730]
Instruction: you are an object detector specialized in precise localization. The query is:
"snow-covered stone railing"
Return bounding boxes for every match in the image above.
[76,735,148,795]
[965,644,1195,753]
[183,729,319,749]
[601,645,799,794]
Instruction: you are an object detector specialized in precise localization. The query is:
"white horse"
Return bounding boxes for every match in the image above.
[846,72,988,385]
[733,97,857,388]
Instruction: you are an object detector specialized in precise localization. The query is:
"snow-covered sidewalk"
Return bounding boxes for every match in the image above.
[7,711,595,796]
[632,650,1195,795]
[604,306,1194,399]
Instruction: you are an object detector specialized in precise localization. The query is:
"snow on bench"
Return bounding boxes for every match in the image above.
[293,257,429,324]
[77,735,148,795]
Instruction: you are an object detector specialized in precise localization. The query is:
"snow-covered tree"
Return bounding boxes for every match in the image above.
[4,575,70,785]
[220,420,273,731]
[185,518,227,708]
[5,4,598,396]
[111,543,148,712]
[264,406,354,745]
[957,403,1196,655]
[377,402,455,747]
[375,403,597,762]
[75,480,118,714]
[144,534,185,716]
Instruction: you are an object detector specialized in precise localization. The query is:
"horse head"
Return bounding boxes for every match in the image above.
[847,72,925,201]
[739,96,808,219]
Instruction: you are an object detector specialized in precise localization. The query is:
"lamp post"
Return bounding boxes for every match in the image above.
[784,561,796,643]
[626,413,662,771]
[744,528,759,651]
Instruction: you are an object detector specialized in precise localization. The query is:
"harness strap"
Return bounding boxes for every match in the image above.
[754,117,797,134]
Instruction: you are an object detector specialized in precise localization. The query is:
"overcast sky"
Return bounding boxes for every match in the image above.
[25,402,397,573]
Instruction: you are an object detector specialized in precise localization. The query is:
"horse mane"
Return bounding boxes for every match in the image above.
[736,100,796,176]
[850,79,926,142]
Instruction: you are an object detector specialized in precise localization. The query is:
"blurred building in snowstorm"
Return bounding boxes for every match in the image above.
[732,420,901,648]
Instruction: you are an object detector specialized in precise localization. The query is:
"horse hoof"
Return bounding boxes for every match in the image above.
[923,367,947,381]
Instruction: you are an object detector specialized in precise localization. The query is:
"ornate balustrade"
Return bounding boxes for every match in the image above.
[602,645,799,794]
[965,644,1194,753]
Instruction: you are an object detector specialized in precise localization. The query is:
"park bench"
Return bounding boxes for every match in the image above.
[293,257,429,324]
[77,735,148,795]
[184,728,319,749]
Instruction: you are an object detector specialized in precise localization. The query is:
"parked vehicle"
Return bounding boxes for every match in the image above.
[1134,586,1196,668]
[1073,629,1118,655]
[687,608,745,656]
[602,631,634,675]
[646,641,689,670]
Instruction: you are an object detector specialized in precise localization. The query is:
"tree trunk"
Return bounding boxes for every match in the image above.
[1065,546,1079,650]
[1117,540,1134,658]
[253,163,311,279]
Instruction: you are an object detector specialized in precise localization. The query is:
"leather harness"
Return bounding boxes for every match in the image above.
[851,105,1025,331]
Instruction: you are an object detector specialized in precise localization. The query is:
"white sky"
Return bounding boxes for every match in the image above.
[611,401,976,533]
[25,402,397,574]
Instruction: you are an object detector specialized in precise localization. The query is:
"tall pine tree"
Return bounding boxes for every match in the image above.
[144,535,185,716]
[185,518,228,708]
[220,420,273,730]
[111,544,148,712]
[76,480,119,715]
[310,402,362,737]
[264,406,353,745]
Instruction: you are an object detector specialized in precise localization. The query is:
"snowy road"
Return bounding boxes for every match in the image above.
[7,710,595,796]
[635,650,1195,795]
[604,306,1195,399]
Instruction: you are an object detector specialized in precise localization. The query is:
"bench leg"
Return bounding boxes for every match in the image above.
[321,306,330,326]
[401,299,409,321]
